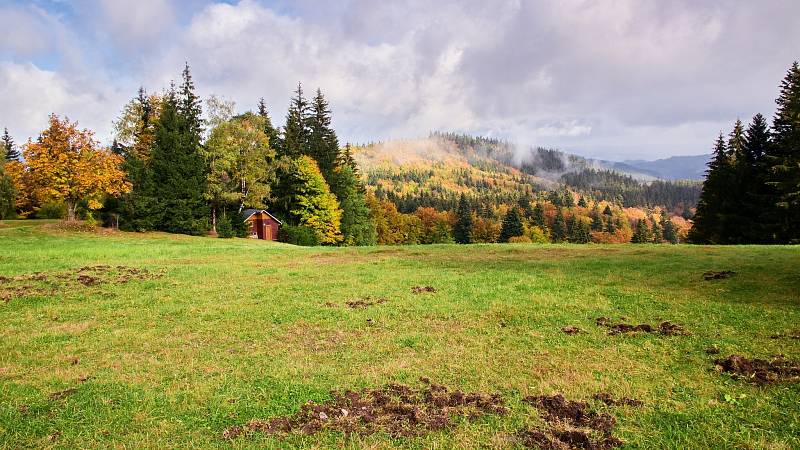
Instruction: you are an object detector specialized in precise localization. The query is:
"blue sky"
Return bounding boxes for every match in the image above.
[1,0,798,160]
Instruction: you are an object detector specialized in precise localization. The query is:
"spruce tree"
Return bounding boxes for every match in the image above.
[2,128,19,161]
[454,193,473,244]
[338,143,359,176]
[569,218,590,243]
[283,83,309,158]
[631,219,651,243]
[602,205,613,216]
[149,86,209,235]
[499,208,524,242]
[590,206,603,231]
[650,214,664,243]
[257,98,281,153]
[688,134,731,244]
[661,211,678,244]
[744,114,774,242]
[551,208,567,242]
[329,165,376,246]
[308,88,340,180]
[532,202,546,229]
[577,196,587,208]
[769,61,800,243]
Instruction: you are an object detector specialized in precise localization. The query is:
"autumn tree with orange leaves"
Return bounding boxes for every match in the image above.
[23,115,130,221]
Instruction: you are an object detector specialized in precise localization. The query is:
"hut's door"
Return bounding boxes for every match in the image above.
[255,217,265,239]
[264,223,272,240]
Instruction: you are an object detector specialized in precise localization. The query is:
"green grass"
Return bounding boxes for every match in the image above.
[1,220,799,449]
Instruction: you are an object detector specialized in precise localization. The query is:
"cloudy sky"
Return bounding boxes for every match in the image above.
[1,0,798,160]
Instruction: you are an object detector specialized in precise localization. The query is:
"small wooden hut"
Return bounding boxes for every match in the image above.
[241,209,282,241]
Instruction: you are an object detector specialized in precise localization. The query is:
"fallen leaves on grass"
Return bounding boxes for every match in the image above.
[224,378,507,440]
[714,354,800,385]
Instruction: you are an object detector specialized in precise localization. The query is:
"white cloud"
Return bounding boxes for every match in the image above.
[1,0,799,160]
[0,62,125,144]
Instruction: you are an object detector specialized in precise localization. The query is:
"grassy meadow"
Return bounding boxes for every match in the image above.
[0,220,799,449]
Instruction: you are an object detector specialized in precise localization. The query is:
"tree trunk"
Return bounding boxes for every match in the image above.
[211,207,217,233]
[66,200,77,221]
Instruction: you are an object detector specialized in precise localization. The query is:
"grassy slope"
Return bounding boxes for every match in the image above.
[0,221,798,449]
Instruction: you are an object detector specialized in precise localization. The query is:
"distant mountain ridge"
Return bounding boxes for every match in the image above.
[619,155,710,180]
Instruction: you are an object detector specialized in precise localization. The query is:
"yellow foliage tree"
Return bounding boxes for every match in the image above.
[24,115,130,221]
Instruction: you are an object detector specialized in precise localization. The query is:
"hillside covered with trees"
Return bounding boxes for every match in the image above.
[2,61,798,247]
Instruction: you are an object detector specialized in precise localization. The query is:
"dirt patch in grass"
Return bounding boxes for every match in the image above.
[702,270,735,280]
[411,286,437,294]
[714,354,800,385]
[518,393,625,449]
[0,265,164,303]
[224,378,507,440]
[345,297,388,309]
[592,393,643,407]
[770,330,800,340]
[595,317,689,336]
[49,388,77,401]
[561,326,581,335]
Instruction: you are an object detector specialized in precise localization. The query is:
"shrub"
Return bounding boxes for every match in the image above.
[508,235,532,244]
[281,224,320,246]
[216,214,234,238]
[36,201,67,219]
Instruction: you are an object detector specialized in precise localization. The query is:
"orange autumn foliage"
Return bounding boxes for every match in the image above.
[23,115,130,220]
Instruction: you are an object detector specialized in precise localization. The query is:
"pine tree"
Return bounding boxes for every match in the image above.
[551,208,567,242]
[577,196,587,208]
[257,98,281,153]
[149,87,209,235]
[769,61,800,243]
[688,134,731,244]
[499,208,524,242]
[602,205,613,216]
[308,88,340,180]
[454,193,473,244]
[2,128,19,161]
[631,219,651,243]
[569,218,590,243]
[283,83,309,158]
[605,215,616,233]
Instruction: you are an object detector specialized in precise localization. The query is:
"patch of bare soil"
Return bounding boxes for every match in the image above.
[592,393,643,408]
[411,286,436,294]
[702,270,735,280]
[518,394,626,449]
[595,317,689,336]
[714,354,800,385]
[345,297,388,309]
[0,265,164,303]
[49,388,77,401]
[770,330,800,340]
[561,326,581,335]
[224,378,507,440]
